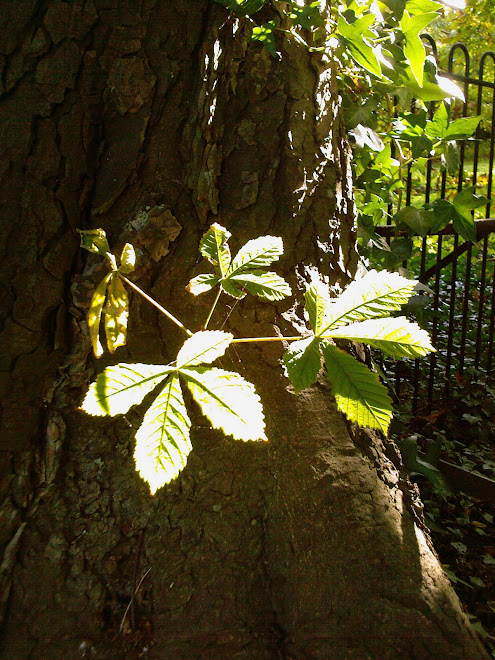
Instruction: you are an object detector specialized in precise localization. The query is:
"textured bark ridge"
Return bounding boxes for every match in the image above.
[0,2,487,658]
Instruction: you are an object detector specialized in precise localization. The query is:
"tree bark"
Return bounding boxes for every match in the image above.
[0,2,487,658]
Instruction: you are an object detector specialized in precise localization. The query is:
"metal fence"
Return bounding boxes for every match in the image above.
[377,39,495,412]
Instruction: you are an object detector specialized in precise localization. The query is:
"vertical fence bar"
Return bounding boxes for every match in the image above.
[447,44,472,379]
[473,54,495,371]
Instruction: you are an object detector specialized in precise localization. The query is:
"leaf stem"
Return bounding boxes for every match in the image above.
[119,275,193,337]
[231,335,303,344]
[204,288,222,329]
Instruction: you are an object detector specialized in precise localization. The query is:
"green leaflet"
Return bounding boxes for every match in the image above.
[134,375,192,494]
[200,223,232,277]
[105,275,129,353]
[227,235,284,276]
[319,270,417,334]
[229,271,291,301]
[283,337,321,393]
[82,363,173,416]
[181,367,266,441]
[188,225,291,303]
[186,273,220,296]
[88,273,112,358]
[322,343,393,434]
[304,281,332,335]
[324,316,436,359]
[176,331,233,368]
[119,243,136,274]
[78,228,111,255]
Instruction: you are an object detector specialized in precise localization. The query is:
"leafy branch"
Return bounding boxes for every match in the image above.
[79,226,435,494]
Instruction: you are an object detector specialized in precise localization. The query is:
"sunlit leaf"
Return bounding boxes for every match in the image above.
[120,243,136,274]
[304,281,332,335]
[229,271,291,301]
[444,115,482,140]
[337,15,382,78]
[227,235,284,276]
[400,11,438,86]
[283,337,321,393]
[105,275,129,353]
[82,363,173,416]
[182,367,266,441]
[200,223,232,277]
[176,330,233,368]
[319,270,417,334]
[78,228,111,255]
[134,375,192,494]
[322,343,393,433]
[186,273,221,296]
[324,316,436,358]
[88,273,112,357]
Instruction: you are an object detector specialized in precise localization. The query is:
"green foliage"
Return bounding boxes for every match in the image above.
[81,228,435,491]
[282,269,433,433]
[187,224,291,303]
[322,343,393,433]
[134,375,192,494]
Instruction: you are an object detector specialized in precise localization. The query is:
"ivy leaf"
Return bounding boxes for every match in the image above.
[337,15,382,78]
[181,367,266,441]
[105,275,129,353]
[119,243,136,274]
[324,316,436,359]
[322,343,393,433]
[229,271,291,301]
[400,12,438,86]
[444,115,482,141]
[425,102,448,139]
[200,223,232,277]
[283,337,321,393]
[176,330,233,368]
[88,273,112,357]
[319,270,417,334]
[227,235,284,277]
[82,363,173,416]
[134,375,192,494]
[186,273,221,296]
[304,281,332,335]
[452,187,487,242]
[78,228,111,255]
[394,206,435,236]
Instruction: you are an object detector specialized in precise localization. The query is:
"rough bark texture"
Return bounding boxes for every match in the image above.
[0,2,487,658]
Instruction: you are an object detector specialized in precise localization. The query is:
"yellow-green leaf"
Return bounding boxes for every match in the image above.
[119,243,136,274]
[78,228,111,255]
[88,273,112,357]
[105,275,128,353]
[134,375,192,494]
[322,343,393,433]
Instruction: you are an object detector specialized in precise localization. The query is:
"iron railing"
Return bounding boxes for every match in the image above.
[377,39,495,411]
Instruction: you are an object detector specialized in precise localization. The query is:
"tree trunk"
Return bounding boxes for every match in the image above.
[0,2,487,658]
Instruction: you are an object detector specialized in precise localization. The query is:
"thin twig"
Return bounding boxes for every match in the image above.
[119,567,152,634]
[119,275,192,337]
[231,335,303,344]
[204,288,222,329]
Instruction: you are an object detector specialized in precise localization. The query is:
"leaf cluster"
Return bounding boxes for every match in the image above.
[80,226,435,493]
